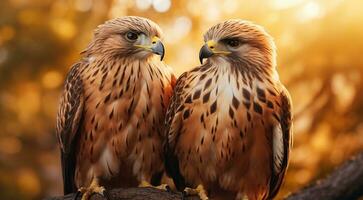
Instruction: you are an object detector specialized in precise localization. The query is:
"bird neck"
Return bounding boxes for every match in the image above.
[206,56,278,84]
[84,54,158,67]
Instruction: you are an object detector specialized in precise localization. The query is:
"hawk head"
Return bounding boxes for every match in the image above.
[83,16,165,60]
[199,19,276,70]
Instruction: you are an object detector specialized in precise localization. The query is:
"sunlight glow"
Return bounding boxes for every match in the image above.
[222,0,239,14]
[272,0,303,9]
[297,1,324,22]
[173,16,192,38]
[332,73,355,111]
[75,0,93,12]
[205,4,221,22]
[164,16,192,44]
[152,0,171,13]
[42,71,63,89]
[50,19,76,40]
[17,168,41,197]
[135,0,152,10]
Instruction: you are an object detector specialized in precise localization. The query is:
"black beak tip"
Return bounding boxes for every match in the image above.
[160,51,164,61]
[159,42,165,61]
[199,56,204,64]
[199,44,213,65]
[154,50,164,61]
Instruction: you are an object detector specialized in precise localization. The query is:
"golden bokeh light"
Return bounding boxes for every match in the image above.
[0,25,15,45]
[42,70,63,89]
[16,83,41,123]
[0,137,22,155]
[50,19,77,40]
[16,168,41,197]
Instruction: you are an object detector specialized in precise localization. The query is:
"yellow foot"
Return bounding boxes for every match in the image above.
[79,178,106,200]
[184,184,209,200]
[236,193,249,200]
[139,180,170,191]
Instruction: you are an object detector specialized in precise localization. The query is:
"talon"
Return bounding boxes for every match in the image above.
[139,180,152,188]
[183,184,209,200]
[182,190,188,200]
[78,178,107,200]
[237,192,249,200]
[165,185,171,192]
[139,180,170,191]
[94,186,105,195]
[155,183,169,191]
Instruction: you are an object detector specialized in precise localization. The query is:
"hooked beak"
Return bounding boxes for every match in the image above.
[151,37,165,61]
[199,40,230,64]
[135,36,165,61]
[199,44,214,64]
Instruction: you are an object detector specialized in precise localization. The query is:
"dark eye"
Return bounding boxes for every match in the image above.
[126,32,138,41]
[226,39,240,47]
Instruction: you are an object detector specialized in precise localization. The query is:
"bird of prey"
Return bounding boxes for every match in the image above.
[165,19,292,200]
[56,16,175,200]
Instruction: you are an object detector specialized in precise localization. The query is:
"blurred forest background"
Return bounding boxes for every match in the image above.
[1,0,363,199]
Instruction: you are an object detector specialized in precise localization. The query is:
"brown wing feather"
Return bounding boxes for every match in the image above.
[162,73,177,114]
[56,62,84,194]
[164,72,188,191]
[269,85,293,199]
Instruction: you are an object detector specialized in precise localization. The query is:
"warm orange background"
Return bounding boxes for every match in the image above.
[1,0,363,199]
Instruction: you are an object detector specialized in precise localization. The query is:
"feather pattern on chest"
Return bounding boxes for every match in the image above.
[164,19,292,200]
[75,56,174,187]
[166,59,289,198]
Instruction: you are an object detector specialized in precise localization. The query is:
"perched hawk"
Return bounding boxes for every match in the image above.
[165,20,292,200]
[56,16,175,199]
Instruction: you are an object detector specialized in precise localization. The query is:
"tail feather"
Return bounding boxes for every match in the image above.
[164,151,186,191]
[61,150,77,194]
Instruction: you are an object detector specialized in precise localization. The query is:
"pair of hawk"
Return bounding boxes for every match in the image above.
[56,16,292,200]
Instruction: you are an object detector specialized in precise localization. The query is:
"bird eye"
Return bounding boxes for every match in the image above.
[226,39,240,48]
[125,32,138,41]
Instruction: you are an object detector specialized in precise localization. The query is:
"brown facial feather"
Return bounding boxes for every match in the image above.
[82,16,163,58]
[204,19,277,79]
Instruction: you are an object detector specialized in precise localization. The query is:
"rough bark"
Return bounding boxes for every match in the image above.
[285,152,363,200]
[45,152,363,200]
[45,187,199,200]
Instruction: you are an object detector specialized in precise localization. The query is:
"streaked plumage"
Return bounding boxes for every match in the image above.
[165,20,292,200]
[56,16,175,197]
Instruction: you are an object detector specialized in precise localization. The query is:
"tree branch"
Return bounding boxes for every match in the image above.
[45,187,199,200]
[285,152,363,200]
[45,152,363,200]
